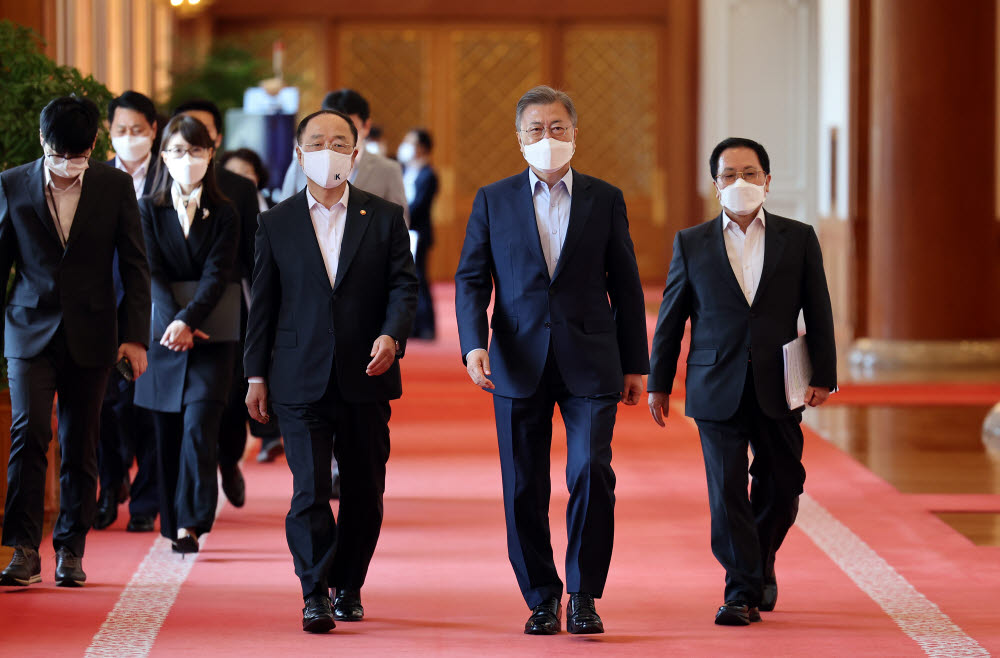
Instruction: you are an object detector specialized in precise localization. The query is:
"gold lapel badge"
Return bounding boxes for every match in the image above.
[360,210,367,216]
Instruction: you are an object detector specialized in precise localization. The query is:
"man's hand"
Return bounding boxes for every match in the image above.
[246,381,270,423]
[648,392,670,427]
[465,348,494,390]
[161,320,209,352]
[117,342,148,379]
[366,335,397,376]
[805,385,831,407]
[621,374,644,405]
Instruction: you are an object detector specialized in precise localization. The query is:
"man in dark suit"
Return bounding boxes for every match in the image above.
[455,86,649,635]
[0,96,151,587]
[397,128,439,340]
[244,109,417,633]
[173,99,268,508]
[647,137,837,626]
[94,90,162,533]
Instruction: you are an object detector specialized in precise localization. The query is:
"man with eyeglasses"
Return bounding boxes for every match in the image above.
[647,137,837,625]
[244,109,417,632]
[455,85,649,635]
[0,96,151,587]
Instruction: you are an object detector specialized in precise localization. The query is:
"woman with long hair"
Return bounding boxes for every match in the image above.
[134,115,240,553]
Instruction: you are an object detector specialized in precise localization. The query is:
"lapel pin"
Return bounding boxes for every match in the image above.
[360,210,367,216]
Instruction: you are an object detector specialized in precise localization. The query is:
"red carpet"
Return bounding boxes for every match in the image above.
[3,283,1000,656]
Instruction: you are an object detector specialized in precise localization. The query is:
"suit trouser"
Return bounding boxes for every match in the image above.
[151,401,225,539]
[694,365,805,605]
[3,329,110,556]
[98,374,158,518]
[273,364,391,599]
[218,333,281,470]
[412,233,435,338]
[492,348,619,609]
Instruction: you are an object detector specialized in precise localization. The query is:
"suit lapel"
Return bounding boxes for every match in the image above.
[63,161,100,253]
[333,184,370,292]
[514,170,549,282]
[185,202,212,261]
[550,170,592,284]
[159,203,197,273]
[751,210,787,307]
[291,190,335,292]
[26,159,62,246]
[711,213,751,305]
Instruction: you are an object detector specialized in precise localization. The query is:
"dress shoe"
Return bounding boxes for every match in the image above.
[567,593,604,634]
[330,472,341,500]
[0,546,41,586]
[256,438,284,463]
[760,581,778,612]
[93,488,118,530]
[715,600,761,626]
[524,596,561,635]
[302,594,336,633]
[171,530,200,554]
[220,464,246,508]
[333,588,364,621]
[55,547,86,587]
[127,515,156,533]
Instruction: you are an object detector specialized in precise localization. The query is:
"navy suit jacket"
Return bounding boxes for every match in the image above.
[0,158,151,367]
[648,211,837,420]
[244,184,418,405]
[409,165,438,247]
[454,168,649,399]
[106,155,160,309]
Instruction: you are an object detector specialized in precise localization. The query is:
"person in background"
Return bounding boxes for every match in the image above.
[134,115,240,554]
[397,128,438,340]
[0,96,150,587]
[93,90,162,534]
[364,124,387,157]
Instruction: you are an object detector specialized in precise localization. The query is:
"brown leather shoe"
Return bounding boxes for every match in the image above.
[0,546,41,586]
[55,547,86,587]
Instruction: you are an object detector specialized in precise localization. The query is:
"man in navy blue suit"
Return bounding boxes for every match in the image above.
[455,85,649,635]
[648,138,837,626]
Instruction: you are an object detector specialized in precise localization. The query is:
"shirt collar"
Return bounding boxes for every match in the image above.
[722,206,766,233]
[43,164,85,191]
[305,183,350,214]
[529,167,574,196]
[115,152,152,178]
[171,180,203,210]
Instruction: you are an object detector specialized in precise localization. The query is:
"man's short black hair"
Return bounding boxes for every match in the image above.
[412,128,433,153]
[219,148,269,190]
[321,89,370,122]
[172,99,223,135]
[108,90,157,127]
[709,137,770,179]
[40,95,100,155]
[295,109,359,146]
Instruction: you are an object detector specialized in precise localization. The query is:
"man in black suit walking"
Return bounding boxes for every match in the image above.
[0,96,151,587]
[244,109,417,633]
[648,137,837,625]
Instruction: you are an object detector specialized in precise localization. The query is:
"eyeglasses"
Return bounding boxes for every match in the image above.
[163,146,209,159]
[716,169,766,186]
[301,141,355,155]
[519,125,571,143]
[44,151,90,166]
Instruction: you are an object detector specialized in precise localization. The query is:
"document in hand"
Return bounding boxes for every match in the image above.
[783,334,813,410]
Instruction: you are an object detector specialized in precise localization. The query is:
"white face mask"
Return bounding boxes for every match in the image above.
[396,142,415,165]
[521,137,575,174]
[112,135,153,162]
[719,177,766,215]
[300,148,354,189]
[165,154,210,187]
[45,156,89,180]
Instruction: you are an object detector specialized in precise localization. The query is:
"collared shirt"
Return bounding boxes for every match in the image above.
[307,184,350,287]
[171,181,203,239]
[528,168,574,277]
[43,165,85,248]
[402,162,424,205]
[722,208,766,304]
[114,153,152,197]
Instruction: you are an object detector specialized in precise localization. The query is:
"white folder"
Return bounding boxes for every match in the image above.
[783,335,813,410]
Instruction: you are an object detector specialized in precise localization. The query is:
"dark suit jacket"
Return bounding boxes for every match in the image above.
[454,168,649,399]
[107,156,161,311]
[215,165,261,282]
[648,211,837,421]
[0,158,151,367]
[133,194,240,413]
[409,165,438,247]
[244,184,418,405]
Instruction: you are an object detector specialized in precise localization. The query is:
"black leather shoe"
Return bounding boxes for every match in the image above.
[256,438,284,463]
[524,596,561,635]
[171,534,199,554]
[55,547,86,587]
[220,464,246,508]
[333,588,364,621]
[567,593,604,634]
[93,488,118,530]
[0,546,41,586]
[715,601,761,626]
[127,515,156,533]
[760,581,778,612]
[302,594,335,633]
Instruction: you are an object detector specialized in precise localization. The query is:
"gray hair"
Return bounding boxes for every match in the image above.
[515,85,578,129]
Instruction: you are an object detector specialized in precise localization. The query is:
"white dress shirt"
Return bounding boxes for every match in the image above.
[529,168,573,278]
[43,166,84,248]
[114,153,152,197]
[402,162,424,205]
[307,184,350,287]
[171,181,203,239]
[722,208,766,304]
